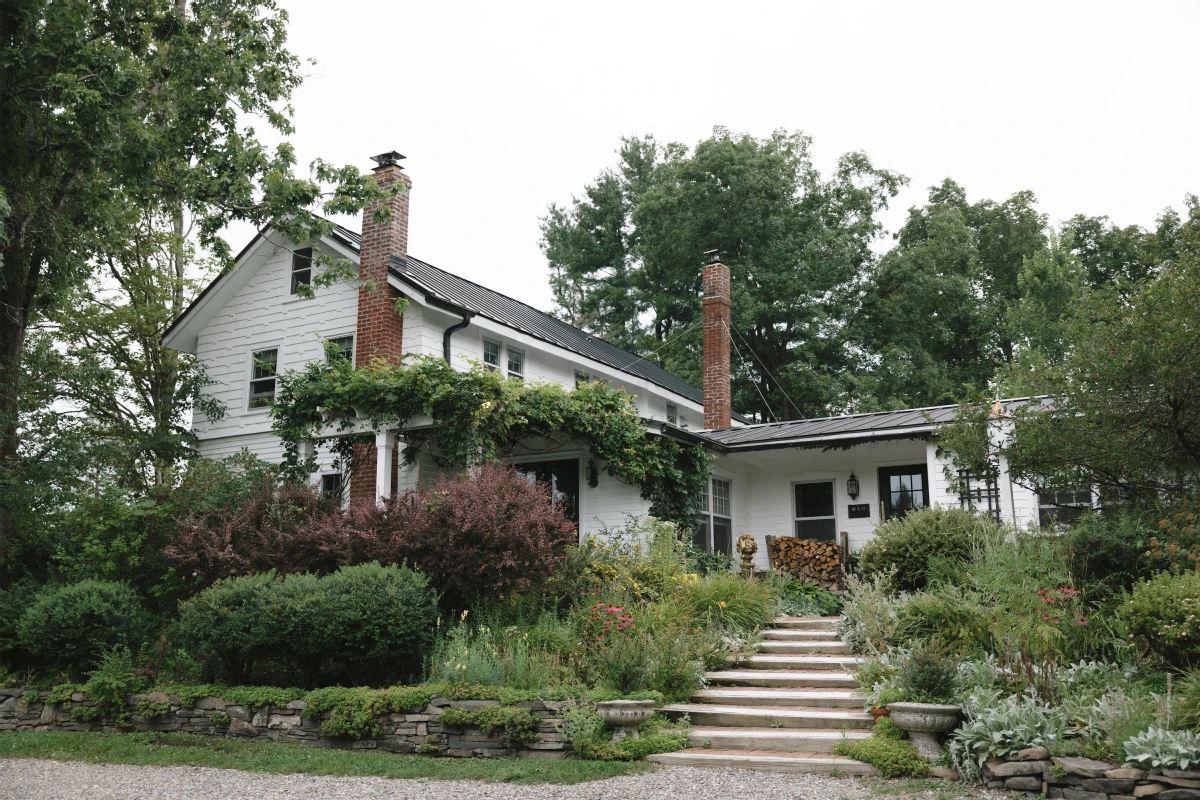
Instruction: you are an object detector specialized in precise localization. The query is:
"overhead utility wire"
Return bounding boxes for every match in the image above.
[724,319,778,423]
[617,321,700,372]
[725,320,805,420]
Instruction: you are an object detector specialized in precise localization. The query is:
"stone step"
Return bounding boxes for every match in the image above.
[771,616,840,630]
[662,703,873,729]
[648,748,879,776]
[688,726,872,753]
[691,687,866,709]
[743,654,862,671]
[757,640,852,654]
[761,629,842,641]
[704,670,860,689]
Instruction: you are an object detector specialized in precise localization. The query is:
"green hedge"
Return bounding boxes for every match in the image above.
[16,580,146,677]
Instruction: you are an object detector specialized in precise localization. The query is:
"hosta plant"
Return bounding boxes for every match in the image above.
[1124,727,1200,770]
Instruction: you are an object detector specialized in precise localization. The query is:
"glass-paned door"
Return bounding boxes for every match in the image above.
[878,465,928,521]
[794,481,837,540]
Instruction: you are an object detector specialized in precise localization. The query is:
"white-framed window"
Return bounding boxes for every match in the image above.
[482,339,501,371]
[693,477,733,557]
[290,247,312,295]
[325,335,354,364]
[574,369,589,388]
[666,403,678,425]
[248,348,278,409]
[1038,488,1092,527]
[794,481,836,541]
[507,347,524,378]
[321,473,344,503]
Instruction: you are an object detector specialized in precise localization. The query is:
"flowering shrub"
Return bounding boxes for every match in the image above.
[1121,570,1200,669]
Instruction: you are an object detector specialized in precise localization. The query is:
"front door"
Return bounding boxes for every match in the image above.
[878,465,928,521]
[515,459,580,526]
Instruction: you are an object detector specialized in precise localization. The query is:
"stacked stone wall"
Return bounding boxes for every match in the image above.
[983,748,1200,800]
[0,687,567,759]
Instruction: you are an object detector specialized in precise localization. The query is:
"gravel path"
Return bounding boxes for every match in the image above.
[0,758,989,800]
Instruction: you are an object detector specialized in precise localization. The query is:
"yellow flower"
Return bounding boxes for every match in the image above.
[718,601,727,608]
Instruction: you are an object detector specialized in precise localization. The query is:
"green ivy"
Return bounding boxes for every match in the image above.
[270,357,712,530]
[211,711,230,727]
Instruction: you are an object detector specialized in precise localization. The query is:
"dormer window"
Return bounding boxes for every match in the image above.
[666,403,678,425]
[290,247,312,295]
[507,347,524,378]
[483,339,501,371]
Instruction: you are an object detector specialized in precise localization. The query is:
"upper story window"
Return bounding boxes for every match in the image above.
[574,370,589,388]
[326,335,354,364]
[666,403,678,425]
[248,348,278,409]
[290,247,312,295]
[507,347,524,378]
[483,339,501,371]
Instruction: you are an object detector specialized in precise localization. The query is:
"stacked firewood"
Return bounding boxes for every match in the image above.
[765,536,843,590]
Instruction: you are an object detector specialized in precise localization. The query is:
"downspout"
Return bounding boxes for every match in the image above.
[442,308,475,364]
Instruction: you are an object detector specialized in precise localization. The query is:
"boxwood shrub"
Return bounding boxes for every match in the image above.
[16,579,146,678]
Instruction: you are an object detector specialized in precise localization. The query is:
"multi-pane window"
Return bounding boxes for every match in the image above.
[958,469,1001,520]
[248,348,278,408]
[483,339,501,371]
[1038,488,1092,527]
[507,347,524,378]
[326,335,354,364]
[290,247,312,295]
[321,473,344,503]
[693,477,733,558]
[794,481,836,540]
[574,370,590,388]
[666,403,678,425]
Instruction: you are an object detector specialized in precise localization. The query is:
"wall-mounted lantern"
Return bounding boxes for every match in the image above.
[586,460,599,488]
[846,472,860,500]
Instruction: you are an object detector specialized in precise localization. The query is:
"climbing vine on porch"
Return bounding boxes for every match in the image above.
[270,355,712,529]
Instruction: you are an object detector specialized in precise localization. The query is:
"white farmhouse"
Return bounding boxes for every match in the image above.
[164,152,1077,569]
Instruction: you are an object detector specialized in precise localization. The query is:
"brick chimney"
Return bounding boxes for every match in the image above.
[350,151,410,509]
[355,151,411,368]
[702,249,732,430]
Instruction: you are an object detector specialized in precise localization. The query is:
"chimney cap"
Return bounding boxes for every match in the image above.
[704,248,721,264]
[370,151,407,169]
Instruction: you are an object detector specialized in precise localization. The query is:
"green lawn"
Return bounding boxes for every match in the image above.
[0,731,650,784]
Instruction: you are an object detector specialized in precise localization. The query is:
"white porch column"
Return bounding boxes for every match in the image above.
[394,439,419,494]
[375,430,395,503]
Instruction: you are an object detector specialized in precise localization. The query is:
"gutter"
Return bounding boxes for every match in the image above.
[430,298,475,364]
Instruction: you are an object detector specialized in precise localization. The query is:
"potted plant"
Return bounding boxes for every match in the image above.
[885,645,961,759]
[856,651,905,719]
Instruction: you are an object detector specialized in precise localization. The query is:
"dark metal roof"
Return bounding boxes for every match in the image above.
[696,397,1041,450]
[390,253,713,406]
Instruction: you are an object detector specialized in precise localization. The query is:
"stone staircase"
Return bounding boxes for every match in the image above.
[648,616,878,775]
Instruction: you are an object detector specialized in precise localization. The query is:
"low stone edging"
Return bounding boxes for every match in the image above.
[0,687,568,759]
[983,747,1200,799]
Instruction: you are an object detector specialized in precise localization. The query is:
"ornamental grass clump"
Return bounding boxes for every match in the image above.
[678,572,777,635]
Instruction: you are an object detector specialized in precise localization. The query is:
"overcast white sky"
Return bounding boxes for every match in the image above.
[231,0,1200,311]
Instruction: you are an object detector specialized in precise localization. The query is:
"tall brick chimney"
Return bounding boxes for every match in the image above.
[350,151,411,509]
[702,249,732,430]
[355,151,411,368]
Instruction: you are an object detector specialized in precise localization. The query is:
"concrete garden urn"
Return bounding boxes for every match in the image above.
[886,702,961,759]
[596,699,656,742]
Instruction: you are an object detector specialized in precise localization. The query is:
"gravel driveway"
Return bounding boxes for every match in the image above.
[0,758,988,800]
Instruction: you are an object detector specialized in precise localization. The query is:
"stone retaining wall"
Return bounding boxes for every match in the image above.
[0,687,568,759]
[983,747,1200,800]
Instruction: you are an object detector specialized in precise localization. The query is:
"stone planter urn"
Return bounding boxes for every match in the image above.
[596,699,656,742]
[886,702,961,759]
